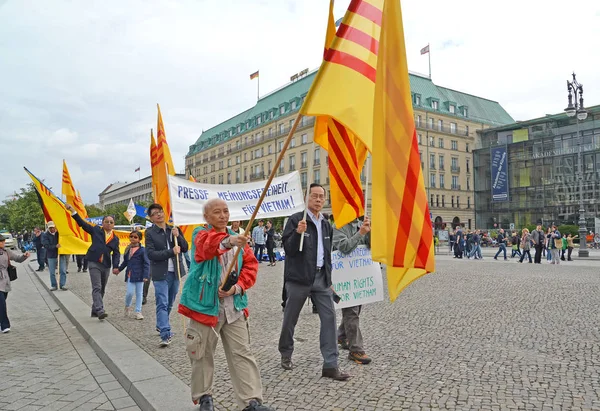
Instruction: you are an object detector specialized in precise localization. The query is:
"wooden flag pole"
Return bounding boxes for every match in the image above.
[164,162,187,337]
[220,113,304,288]
[299,141,315,251]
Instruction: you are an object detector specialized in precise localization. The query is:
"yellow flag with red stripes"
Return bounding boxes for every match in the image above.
[61,160,88,218]
[301,0,379,226]
[150,130,160,200]
[371,0,434,300]
[154,104,176,219]
[27,167,144,254]
[300,0,434,300]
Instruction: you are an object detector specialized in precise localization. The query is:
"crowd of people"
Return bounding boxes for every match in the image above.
[448,225,581,264]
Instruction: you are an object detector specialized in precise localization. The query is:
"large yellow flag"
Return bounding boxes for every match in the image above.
[154,104,175,219]
[371,0,434,300]
[27,167,142,254]
[298,0,434,300]
[61,160,88,218]
[302,0,369,227]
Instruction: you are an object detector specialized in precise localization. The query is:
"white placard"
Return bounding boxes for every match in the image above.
[168,172,305,225]
[331,245,384,309]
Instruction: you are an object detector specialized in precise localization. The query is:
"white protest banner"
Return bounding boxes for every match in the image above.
[168,172,305,225]
[331,245,384,309]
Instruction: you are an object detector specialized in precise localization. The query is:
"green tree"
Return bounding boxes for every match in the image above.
[0,183,45,231]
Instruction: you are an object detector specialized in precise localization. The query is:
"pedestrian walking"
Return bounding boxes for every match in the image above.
[279,183,350,381]
[41,222,68,291]
[546,228,553,262]
[518,228,533,263]
[32,227,45,271]
[561,234,567,261]
[468,230,483,259]
[252,220,266,263]
[550,225,562,265]
[76,254,88,272]
[531,224,544,264]
[494,229,508,260]
[0,236,30,333]
[118,230,149,320]
[178,198,274,411]
[265,221,276,266]
[145,203,188,347]
[66,204,120,320]
[333,217,372,365]
[567,234,577,261]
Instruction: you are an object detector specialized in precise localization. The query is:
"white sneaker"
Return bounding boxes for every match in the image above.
[135,312,144,320]
[2,328,10,333]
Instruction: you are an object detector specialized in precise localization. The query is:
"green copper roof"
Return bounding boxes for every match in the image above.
[187,71,514,156]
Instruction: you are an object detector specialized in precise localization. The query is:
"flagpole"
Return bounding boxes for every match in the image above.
[138,166,141,181]
[220,113,304,288]
[364,153,371,216]
[257,73,260,101]
[165,162,187,338]
[299,141,315,251]
[428,43,431,79]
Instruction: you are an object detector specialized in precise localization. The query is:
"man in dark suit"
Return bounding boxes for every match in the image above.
[145,203,188,347]
[278,183,350,381]
[66,204,120,320]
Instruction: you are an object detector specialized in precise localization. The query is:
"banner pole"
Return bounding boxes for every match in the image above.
[220,113,304,288]
[299,141,315,251]
[166,164,187,338]
[364,153,371,216]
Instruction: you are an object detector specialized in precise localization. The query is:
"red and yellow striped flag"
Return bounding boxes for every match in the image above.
[300,0,434,300]
[150,129,160,200]
[61,160,88,218]
[301,0,371,227]
[154,104,176,218]
[188,175,196,182]
[371,0,434,300]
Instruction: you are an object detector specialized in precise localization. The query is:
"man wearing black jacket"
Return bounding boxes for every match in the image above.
[145,203,188,347]
[531,224,544,264]
[278,183,350,381]
[66,204,120,320]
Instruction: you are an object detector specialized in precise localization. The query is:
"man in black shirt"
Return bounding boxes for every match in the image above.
[494,229,508,260]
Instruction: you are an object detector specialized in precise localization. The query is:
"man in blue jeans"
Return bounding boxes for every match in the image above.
[42,222,68,291]
[145,203,188,347]
[494,228,508,261]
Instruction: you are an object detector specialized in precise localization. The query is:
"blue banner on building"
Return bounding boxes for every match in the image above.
[491,146,509,202]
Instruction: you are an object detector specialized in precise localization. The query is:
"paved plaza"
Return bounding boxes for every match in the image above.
[0,260,140,411]
[31,252,599,411]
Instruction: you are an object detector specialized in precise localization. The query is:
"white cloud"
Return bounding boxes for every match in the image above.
[1,0,599,204]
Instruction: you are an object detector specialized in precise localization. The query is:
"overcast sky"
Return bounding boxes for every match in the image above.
[1,0,599,205]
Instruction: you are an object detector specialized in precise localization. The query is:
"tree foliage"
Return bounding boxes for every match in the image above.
[0,183,46,231]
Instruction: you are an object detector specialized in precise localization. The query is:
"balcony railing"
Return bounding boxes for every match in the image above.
[439,165,445,171]
[451,166,461,173]
[451,185,461,190]
[416,121,471,136]
[250,172,265,181]
[301,162,307,169]
[429,164,435,170]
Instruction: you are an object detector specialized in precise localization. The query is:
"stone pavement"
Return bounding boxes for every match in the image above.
[56,253,600,410]
[0,260,140,411]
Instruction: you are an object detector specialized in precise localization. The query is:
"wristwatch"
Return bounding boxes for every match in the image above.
[222,236,233,249]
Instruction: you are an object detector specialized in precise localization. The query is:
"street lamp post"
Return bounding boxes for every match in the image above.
[564,72,589,257]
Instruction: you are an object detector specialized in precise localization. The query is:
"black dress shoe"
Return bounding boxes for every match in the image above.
[142,297,147,305]
[243,399,274,411]
[199,394,214,411]
[98,313,108,320]
[281,356,293,370]
[322,367,351,381]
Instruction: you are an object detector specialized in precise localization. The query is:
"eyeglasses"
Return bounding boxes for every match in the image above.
[309,194,326,200]
[150,210,165,217]
[105,221,115,224]
[129,235,139,239]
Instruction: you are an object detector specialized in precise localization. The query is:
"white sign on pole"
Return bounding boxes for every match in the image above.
[331,246,384,309]
[168,172,305,225]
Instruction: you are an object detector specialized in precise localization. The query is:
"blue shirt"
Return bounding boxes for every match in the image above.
[307,210,324,268]
[252,226,266,245]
